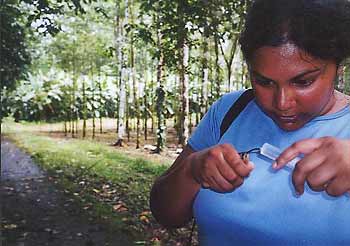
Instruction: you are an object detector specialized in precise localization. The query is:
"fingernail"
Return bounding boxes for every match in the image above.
[295,190,302,197]
[272,162,278,169]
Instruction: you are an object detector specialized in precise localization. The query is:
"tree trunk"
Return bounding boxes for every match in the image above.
[114,2,121,135]
[129,0,140,148]
[126,87,130,142]
[179,41,190,146]
[214,34,221,100]
[99,68,103,134]
[114,0,128,146]
[155,12,165,153]
[90,61,96,139]
[144,94,148,141]
[218,20,243,92]
[82,79,87,138]
[92,88,96,139]
[64,121,67,136]
[71,78,76,137]
[200,32,209,118]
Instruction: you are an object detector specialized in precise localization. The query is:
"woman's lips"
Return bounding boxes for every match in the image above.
[274,114,298,122]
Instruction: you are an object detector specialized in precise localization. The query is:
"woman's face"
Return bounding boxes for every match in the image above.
[250,43,337,131]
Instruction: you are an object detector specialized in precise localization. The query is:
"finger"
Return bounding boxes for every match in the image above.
[231,176,244,190]
[214,149,241,182]
[306,161,337,192]
[221,145,254,177]
[275,138,323,169]
[231,160,255,178]
[212,169,237,192]
[292,149,326,195]
[326,177,350,197]
[216,151,252,184]
[214,151,249,191]
[202,163,235,192]
[207,173,233,193]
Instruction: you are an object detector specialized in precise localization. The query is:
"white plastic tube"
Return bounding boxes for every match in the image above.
[260,143,301,169]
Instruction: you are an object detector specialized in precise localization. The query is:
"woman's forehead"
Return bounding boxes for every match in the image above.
[250,43,329,73]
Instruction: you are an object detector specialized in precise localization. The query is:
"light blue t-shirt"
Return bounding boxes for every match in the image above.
[188,90,350,246]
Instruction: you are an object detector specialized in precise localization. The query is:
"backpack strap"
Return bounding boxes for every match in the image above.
[219,89,254,139]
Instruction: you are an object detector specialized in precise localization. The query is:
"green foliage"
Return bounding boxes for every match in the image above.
[0,0,30,91]
[9,70,65,121]
[6,67,118,122]
[0,0,95,91]
[4,0,284,150]
[22,0,90,35]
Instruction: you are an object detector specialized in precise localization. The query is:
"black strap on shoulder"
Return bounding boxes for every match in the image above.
[219,89,254,139]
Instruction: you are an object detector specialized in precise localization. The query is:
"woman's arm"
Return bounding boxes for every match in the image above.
[150,145,200,228]
[150,144,254,228]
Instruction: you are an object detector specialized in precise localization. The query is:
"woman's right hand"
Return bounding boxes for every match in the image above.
[188,143,255,193]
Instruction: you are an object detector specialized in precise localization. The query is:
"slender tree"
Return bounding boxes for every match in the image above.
[155,10,165,153]
[115,0,128,146]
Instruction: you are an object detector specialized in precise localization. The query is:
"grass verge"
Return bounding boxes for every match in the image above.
[2,119,194,245]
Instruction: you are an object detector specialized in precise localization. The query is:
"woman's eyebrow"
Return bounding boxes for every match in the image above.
[290,68,321,81]
[251,71,273,81]
[251,68,322,82]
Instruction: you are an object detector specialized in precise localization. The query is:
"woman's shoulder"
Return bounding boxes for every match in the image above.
[218,90,249,108]
[210,89,255,120]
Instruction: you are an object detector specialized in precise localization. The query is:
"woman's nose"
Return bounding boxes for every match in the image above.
[274,87,296,111]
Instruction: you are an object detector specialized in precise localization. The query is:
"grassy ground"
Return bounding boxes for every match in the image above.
[1,118,195,245]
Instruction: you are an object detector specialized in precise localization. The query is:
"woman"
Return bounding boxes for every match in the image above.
[150,0,350,244]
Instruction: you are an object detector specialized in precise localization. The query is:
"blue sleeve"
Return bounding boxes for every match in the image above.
[188,90,245,151]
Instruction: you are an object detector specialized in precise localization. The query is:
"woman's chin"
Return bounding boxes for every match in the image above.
[274,119,305,131]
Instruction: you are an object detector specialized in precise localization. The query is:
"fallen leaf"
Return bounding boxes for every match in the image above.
[113,204,128,212]
[140,215,150,224]
[140,211,151,216]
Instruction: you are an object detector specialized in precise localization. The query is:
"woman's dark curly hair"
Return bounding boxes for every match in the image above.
[239,0,350,65]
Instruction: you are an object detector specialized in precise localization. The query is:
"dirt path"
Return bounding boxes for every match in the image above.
[1,138,134,246]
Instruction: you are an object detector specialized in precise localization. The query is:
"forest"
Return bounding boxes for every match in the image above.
[3,0,348,152]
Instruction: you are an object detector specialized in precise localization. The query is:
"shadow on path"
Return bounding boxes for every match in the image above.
[1,137,134,246]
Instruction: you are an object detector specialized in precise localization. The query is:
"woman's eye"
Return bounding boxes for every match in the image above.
[253,78,274,87]
[293,78,315,87]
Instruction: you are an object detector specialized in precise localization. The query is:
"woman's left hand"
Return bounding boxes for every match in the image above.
[274,137,350,197]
